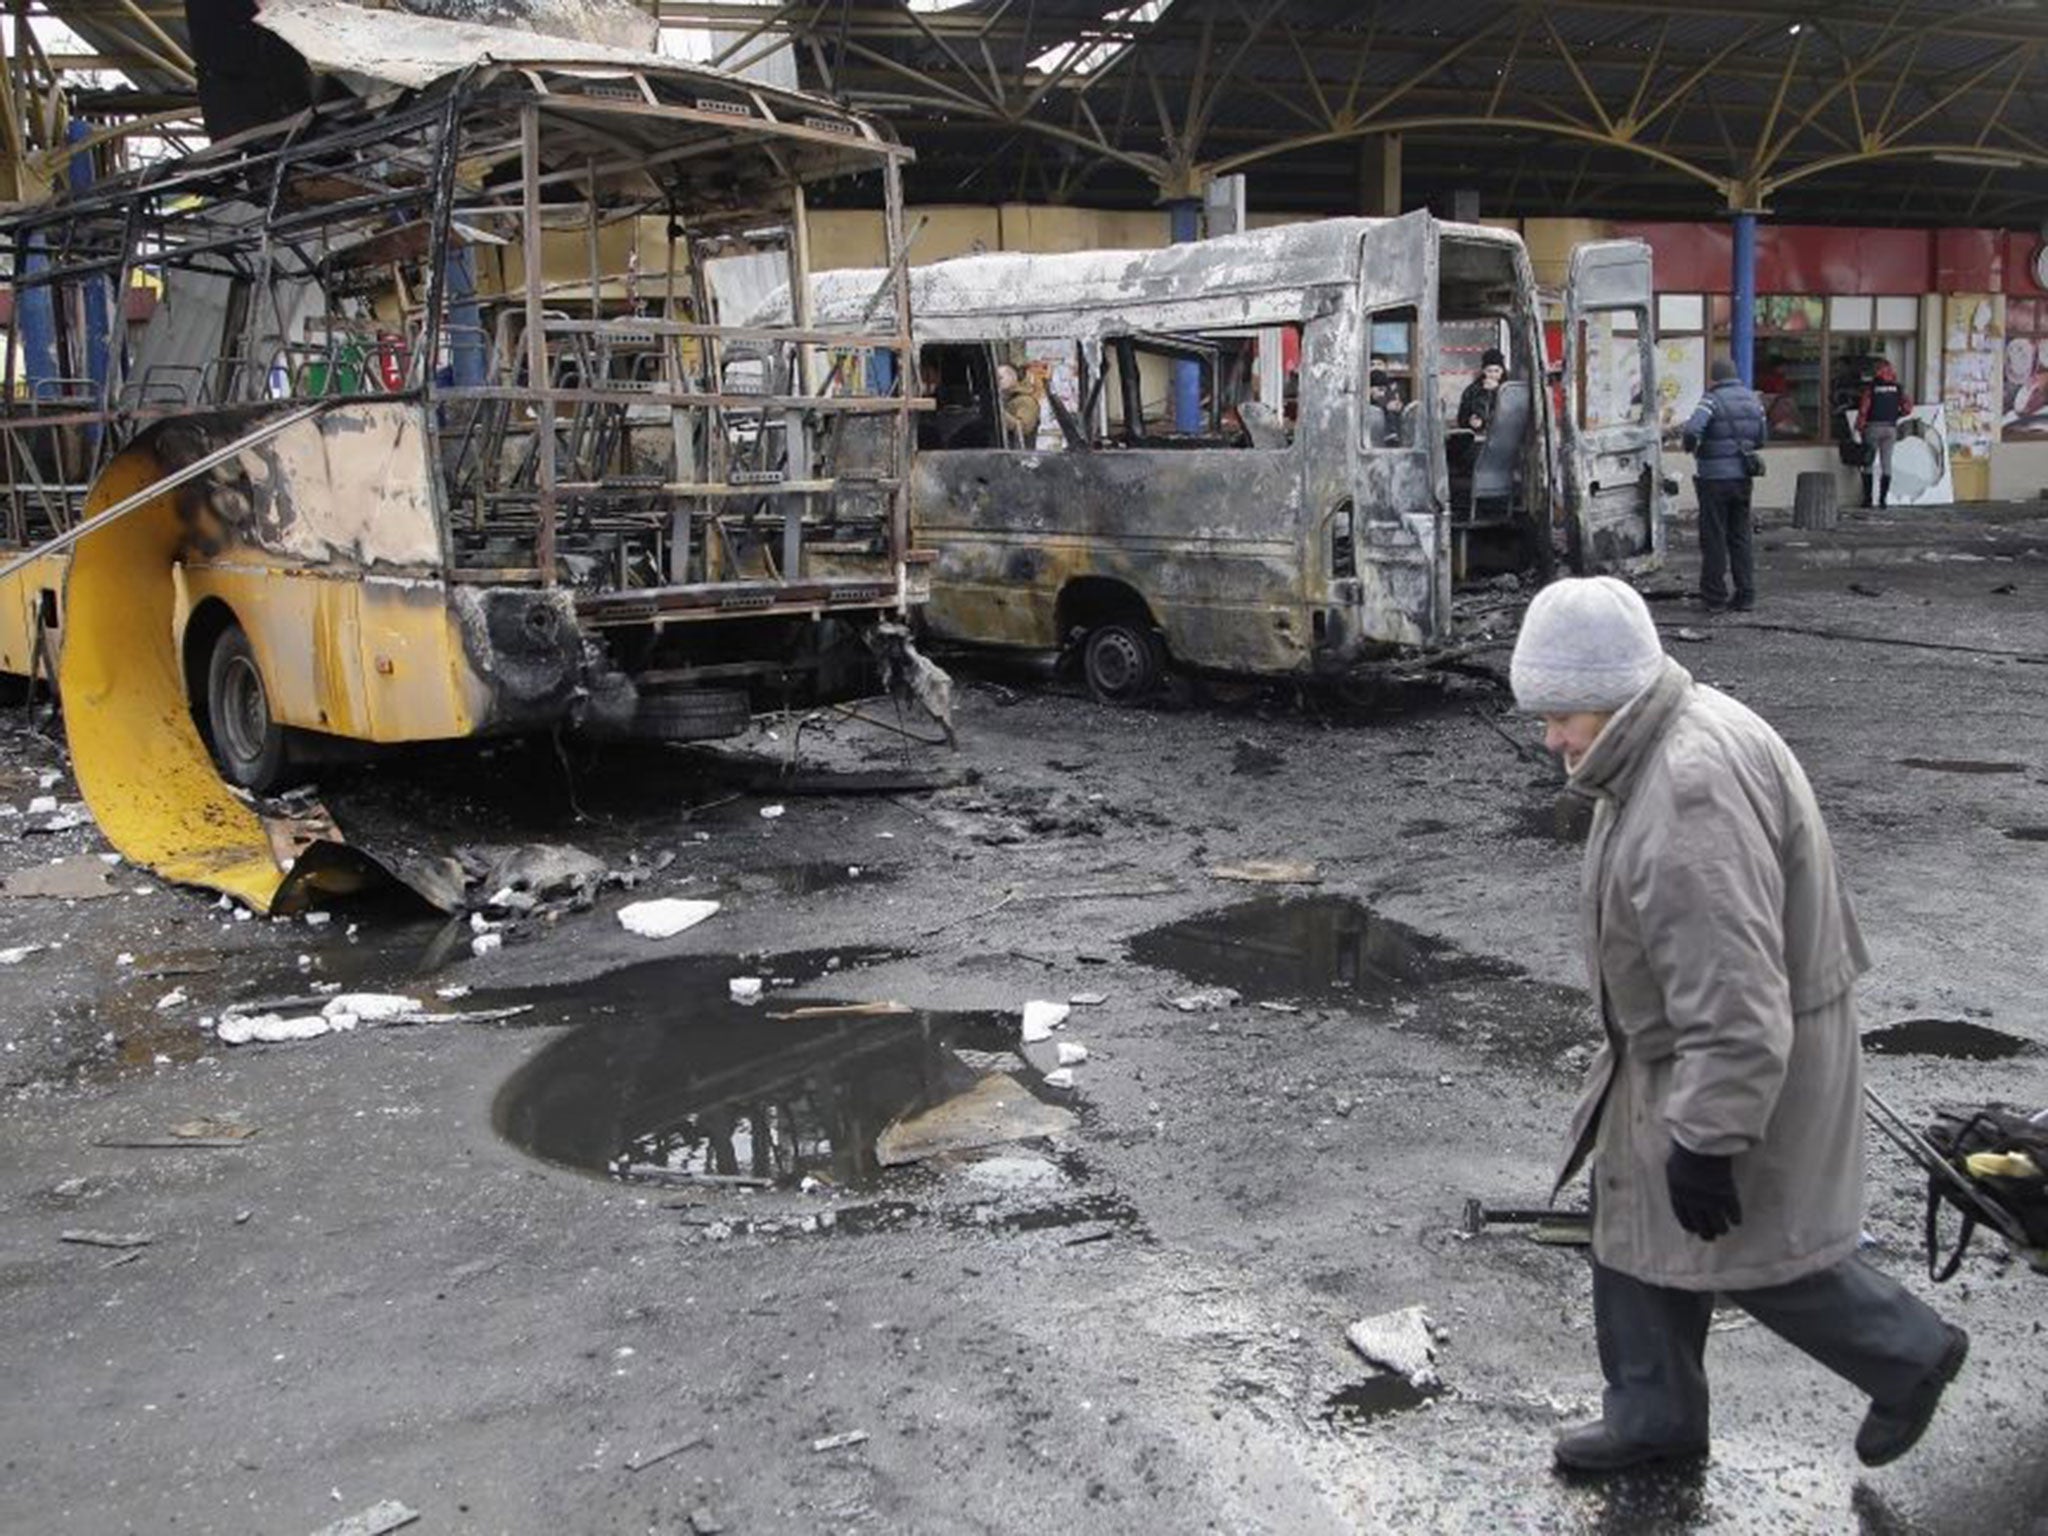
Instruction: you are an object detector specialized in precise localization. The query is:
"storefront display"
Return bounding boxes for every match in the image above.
[1941,293,2001,460]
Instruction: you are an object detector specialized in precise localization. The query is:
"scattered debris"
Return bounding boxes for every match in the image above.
[622,1165,775,1189]
[1345,1305,1442,1389]
[1256,1001,1301,1015]
[0,943,46,963]
[1044,1068,1077,1089]
[101,1250,143,1270]
[617,898,721,939]
[623,1434,708,1472]
[760,804,786,820]
[875,1073,1077,1167]
[1669,627,1711,644]
[21,800,93,833]
[1231,739,1285,778]
[169,1117,257,1141]
[1021,1000,1070,1042]
[60,1229,153,1250]
[307,1501,419,1536]
[1992,581,2020,596]
[471,932,503,958]
[215,1013,334,1045]
[688,1509,726,1535]
[1207,859,1321,885]
[1171,986,1240,1013]
[154,988,189,1011]
[214,994,533,1045]
[729,976,764,1004]
[96,1136,253,1150]
[765,1000,911,1020]
[1069,991,1108,1007]
[1055,1042,1090,1066]
[810,1430,870,1453]
[2,857,118,900]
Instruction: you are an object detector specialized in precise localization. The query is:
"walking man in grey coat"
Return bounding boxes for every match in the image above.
[1511,576,1967,1475]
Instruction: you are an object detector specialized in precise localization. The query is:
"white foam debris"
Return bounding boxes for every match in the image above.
[729,976,764,1004]
[1055,1042,1089,1066]
[321,993,420,1023]
[26,795,56,814]
[154,988,188,1011]
[0,944,44,964]
[471,933,503,957]
[1021,1000,1070,1042]
[1043,1068,1076,1090]
[215,1013,340,1046]
[617,898,721,939]
[759,804,786,820]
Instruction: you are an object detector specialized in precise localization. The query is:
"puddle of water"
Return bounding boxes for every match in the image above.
[1863,1018,2029,1061]
[490,948,1059,1189]
[1510,793,1594,845]
[731,862,900,898]
[1232,740,1285,778]
[1897,758,2027,774]
[1322,1377,1442,1426]
[2006,828,2048,843]
[1126,895,1501,1006]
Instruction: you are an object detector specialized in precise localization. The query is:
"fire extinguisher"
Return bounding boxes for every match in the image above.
[376,332,407,391]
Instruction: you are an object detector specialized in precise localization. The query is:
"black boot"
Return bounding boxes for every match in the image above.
[1862,472,1875,508]
[1880,474,1891,509]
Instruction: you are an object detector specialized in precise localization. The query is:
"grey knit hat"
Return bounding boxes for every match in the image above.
[1510,576,1665,714]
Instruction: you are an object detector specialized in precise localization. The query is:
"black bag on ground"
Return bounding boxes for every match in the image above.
[1921,1103,2048,1281]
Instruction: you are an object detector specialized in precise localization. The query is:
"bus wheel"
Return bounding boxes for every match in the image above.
[206,624,287,792]
[1082,622,1163,704]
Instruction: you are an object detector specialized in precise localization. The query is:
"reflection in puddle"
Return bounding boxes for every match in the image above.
[1127,895,1501,1006]
[1322,1377,1442,1425]
[1897,758,2027,774]
[491,949,1059,1188]
[1863,1018,2029,1061]
[738,861,900,897]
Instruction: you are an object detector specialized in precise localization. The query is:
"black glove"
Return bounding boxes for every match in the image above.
[1665,1143,1742,1241]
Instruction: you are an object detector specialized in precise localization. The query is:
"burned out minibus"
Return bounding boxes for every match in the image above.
[805,210,1665,700]
[0,2,929,911]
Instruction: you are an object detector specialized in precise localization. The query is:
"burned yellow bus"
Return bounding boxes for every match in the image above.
[806,212,1666,700]
[0,8,929,908]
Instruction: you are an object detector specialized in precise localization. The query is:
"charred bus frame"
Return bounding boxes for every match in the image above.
[0,50,930,791]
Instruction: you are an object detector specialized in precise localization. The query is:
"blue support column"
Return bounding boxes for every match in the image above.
[68,120,113,410]
[1731,211,1757,386]
[1169,197,1202,433]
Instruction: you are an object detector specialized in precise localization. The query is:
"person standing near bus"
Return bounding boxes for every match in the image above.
[1680,357,1766,612]
[1510,577,1968,1477]
[1855,360,1913,509]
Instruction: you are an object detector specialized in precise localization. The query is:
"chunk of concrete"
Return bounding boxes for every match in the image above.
[1345,1305,1440,1389]
[2,857,117,900]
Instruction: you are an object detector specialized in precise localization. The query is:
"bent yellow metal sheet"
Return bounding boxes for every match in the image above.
[59,446,302,913]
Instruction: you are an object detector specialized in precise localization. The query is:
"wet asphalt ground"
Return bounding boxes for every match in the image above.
[2,502,2046,1535]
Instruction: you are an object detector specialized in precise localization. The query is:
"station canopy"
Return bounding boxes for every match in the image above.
[28,0,2048,228]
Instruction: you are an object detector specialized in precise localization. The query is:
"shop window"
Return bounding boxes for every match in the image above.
[1751,296,1824,442]
[2003,298,2048,441]
[1364,307,1419,449]
[1650,294,1707,435]
[1827,332,1918,440]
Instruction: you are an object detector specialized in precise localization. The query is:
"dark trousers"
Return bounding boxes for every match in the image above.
[1592,1255,1953,1445]
[1693,477,1755,607]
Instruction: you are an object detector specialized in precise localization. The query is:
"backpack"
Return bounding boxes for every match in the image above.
[1921,1104,2048,1281]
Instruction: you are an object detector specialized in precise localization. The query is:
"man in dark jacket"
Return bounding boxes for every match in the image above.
[1680,357,1767,611]
[1855,360,1913,509]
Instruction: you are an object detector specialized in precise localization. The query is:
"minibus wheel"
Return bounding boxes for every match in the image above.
[1082,622,1164,704]
[206,624,287,792]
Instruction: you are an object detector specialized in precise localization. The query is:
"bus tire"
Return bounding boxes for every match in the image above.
[1082,622,1164,705]
[205,624,288,792]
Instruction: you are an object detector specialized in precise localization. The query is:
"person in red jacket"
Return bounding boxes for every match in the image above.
[1855,361,1913,508]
